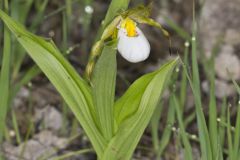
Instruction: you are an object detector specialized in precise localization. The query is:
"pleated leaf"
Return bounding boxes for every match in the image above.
[103,58,178,160]
[92,43,117,140]
[0,10,107,157]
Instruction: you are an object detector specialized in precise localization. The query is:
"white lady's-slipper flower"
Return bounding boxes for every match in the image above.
[117,18,150,63]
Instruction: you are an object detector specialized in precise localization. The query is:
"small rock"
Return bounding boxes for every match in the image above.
[202,79,235,98]
[186,88,195,110]
[202,81,209,93]
[192,147,201,160]
[215,79,236,98]
[200,0,240,57]
[225,29,240,45]
[13,87,30,108]
[34,105,63,132]
[2,130,68,160]
[19,140,55,160]
[166,147,200,160]
[34,130,68,149]
[1,142,18,160]
[215,47,240,81]
[2,140,55,160]
[32,84,61,107]
[43,106,63,132]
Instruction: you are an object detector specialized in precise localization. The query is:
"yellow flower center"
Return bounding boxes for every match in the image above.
[120,18,138,37]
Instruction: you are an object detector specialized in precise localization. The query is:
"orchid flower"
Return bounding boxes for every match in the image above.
[117,18,150,63]
[85,4,170,79]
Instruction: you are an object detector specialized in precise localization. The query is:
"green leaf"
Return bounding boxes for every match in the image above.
[0,7,11,142]
[0,10,107,157]
[114,70,156,125]
[103,58,179,160]
[92,43,117,140]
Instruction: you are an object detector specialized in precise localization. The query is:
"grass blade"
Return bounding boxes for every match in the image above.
[219,97,227,148]
[11,110,22,145]
[227,107,233,160]
[180,42,189,110]
[233,103,240,160]
[150,102,163,152]
[182,58,212,160]
[156,100,175,159]
[173,95,193,160]
[208,54,218,159]
[163,17,191,41]
[0,0,11,142]
[188,3,212,158]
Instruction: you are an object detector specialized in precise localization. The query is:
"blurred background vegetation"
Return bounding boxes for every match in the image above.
[1,0,240,159]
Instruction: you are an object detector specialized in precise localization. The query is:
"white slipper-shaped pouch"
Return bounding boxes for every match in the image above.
[117,18,150,63]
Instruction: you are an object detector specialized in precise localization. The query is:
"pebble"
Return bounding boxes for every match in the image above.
[2,130,68,160]
[13,87,30,108]
[200,0,240,57]
[202,79,235,98]
[215,46,240,81]
[35,105,63,132]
